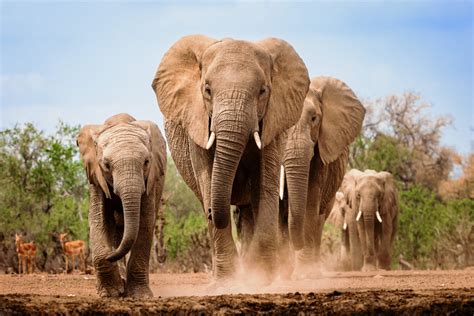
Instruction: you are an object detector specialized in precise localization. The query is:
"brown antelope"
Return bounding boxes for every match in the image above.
[59,233,86,273]
[15,234,37,274]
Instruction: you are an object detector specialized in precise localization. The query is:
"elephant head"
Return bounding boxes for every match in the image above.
[282,77,366,250]
[77,113,165,262]
[350,170,398,269]
[152,35,309,229]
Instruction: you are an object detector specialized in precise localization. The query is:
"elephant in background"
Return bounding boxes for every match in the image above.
[341,169,399,271]
[327,189,364,271]
[77,113,166,297]
[152,35,309,283]
[279,77,366,278]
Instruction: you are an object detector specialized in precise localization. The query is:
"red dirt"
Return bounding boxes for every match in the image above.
[1,270,473,314]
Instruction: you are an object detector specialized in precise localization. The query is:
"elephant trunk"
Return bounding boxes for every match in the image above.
[106,160,144,262]
[211,91,254,229]
[285,158,310,251]
[363,209,376,268]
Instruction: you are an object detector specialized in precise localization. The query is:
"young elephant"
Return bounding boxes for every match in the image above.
[279,77,366,278]
[342,169,399,271]
[77,113,166,298]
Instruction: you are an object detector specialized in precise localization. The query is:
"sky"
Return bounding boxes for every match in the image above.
[1,0,472,154]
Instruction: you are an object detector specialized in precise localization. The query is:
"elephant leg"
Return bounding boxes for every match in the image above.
[64,255,68,274]
[125,193,156,298]
[89,185,124,297]
[378,223,393,270]
[278,198,293,279]
[113,210,127,279]
[294,178,321,279]
[189,140,238,279]
[247,139,280,283]
[340,229,351,271]
[236,204,254,259]
[211,224,237,280]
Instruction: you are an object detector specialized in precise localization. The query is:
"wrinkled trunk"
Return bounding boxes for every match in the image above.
[211,93,252,230]
[285,162,310,250]
[348,217,362,270]
[106,161,144,262]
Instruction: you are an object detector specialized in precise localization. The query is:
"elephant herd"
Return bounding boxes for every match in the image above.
[77,35,399,298]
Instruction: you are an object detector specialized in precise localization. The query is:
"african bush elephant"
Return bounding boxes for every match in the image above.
[279,77,366,278]
[152,35,309,283]
[342,169,399,271]
[77,113,166,297]
[328,190,364,271]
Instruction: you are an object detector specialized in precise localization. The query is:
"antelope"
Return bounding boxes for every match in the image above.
[15,234,37,274]
[59,233,86,273]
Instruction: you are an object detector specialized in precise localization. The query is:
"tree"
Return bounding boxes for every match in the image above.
[350,92,453,191]
[0,122,88,271]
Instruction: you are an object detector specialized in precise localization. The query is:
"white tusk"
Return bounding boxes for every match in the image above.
[356,210,362,222]
[343,222,348,230]
[279,165,285,200]
[376,211,383,223]
[205,132,215,150]
[253,132,262,150]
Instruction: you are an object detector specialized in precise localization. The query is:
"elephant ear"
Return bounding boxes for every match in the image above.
[257,38,310,147]
[132,121,167,196]
[77,125,111,199]
[328,192,345,229]
[342,169,363,209]
[377,171,398,216]
[313,77,366,165]
[152,35,218,149]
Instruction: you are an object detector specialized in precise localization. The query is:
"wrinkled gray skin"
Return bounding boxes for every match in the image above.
[279,77,366,278]
[77,113,166,297]
[153,35,309,283]
[343,169,399,271]
[328,190,363,271]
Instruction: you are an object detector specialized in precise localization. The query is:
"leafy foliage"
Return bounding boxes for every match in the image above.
[0,122,88,271]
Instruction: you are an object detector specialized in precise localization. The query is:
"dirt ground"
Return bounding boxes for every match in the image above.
[0,270,473,314]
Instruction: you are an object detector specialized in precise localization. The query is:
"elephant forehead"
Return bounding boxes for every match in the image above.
[98,124,149,148]
[203,40,272,72]
[357,175,383,192]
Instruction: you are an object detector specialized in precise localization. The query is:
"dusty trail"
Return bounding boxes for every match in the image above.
[0,270,473,314]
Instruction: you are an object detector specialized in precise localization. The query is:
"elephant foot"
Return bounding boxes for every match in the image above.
[96,271,125,297]
[206,277,236,295]
[292,261,322,280]
[362,264,376,272]
[279,265,294,281]
[125,284,153,298]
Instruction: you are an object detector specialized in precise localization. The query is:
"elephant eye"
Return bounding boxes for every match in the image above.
[259,86,267,96]
[204,84,212,99]
[144,159,149,166]
[103,161,110,170]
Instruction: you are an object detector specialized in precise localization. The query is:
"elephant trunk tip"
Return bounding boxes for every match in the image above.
[105,235,137,263]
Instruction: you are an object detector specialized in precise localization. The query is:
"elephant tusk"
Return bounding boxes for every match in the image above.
[376,211,383,223]
[205,132,216,150]
[356,210,362,221]
[253,132,262,150]
[343,222,348,230]
[279,165,285,200]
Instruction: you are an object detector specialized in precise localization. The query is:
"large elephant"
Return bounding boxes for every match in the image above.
[152,35,309,282]
[279,77,366,277]
[77,113,166,298]
[342,169,399,271]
